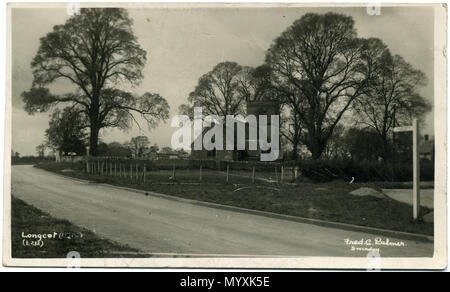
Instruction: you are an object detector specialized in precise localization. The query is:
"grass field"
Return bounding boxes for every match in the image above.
[11,196,141,258]
[34,162,434,236]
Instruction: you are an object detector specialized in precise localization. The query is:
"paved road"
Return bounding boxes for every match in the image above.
[11,165,433,257]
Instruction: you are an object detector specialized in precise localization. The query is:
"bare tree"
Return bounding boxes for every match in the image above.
[323,125,347,160]
[265,13,390,159]
[236,65,279,102]
[353,54,431,159]
[280,105,303,161]
[179,61,251,118]
[21,8,169,156]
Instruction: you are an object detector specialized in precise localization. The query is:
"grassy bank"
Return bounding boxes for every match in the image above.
[34,162,434,236]
[11,196,141,258]
[11,156,54,165]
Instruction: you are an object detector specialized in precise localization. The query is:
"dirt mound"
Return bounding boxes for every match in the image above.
[350,187,385,199]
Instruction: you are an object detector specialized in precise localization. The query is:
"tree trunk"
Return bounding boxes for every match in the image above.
[309,138,326,160]
[89,125,99,156]
[291,137,299,161]
[380,132,390,162]
[89,90,101,157]
[311,149,323,160]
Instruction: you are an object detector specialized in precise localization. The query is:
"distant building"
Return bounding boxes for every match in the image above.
[190,100,282,161]
[142,147,188,160]
[420,134,434,161]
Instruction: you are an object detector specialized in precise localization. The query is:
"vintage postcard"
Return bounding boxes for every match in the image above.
[2,2,447,270]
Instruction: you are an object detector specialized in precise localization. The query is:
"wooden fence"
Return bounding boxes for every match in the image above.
[85,157,299,185]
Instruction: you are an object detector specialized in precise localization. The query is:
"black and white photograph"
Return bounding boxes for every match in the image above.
[2,2,447,270]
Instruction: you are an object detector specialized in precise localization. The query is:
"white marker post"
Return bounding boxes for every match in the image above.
[393,118,421,220]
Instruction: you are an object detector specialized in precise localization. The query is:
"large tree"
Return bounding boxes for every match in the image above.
[22,8,169,156]
[353,54,431,159]
[179,61,253,118]
[265,13,390,159]
[236,65,279,103]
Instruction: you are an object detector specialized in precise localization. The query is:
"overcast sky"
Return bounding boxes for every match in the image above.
[11,5,435,156]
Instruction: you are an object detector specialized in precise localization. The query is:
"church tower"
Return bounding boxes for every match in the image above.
[244,100,281,161]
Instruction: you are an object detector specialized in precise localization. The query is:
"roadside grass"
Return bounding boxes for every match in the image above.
[11,196,142,258]
[34,162,434,236]
[11,157,54,165]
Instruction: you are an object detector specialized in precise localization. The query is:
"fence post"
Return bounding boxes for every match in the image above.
[252,166,255,184]
[101,161,104,175]
[413,118,421,220]
[130,164,133,180]
[199,165,202,182]
[226,164,229,183]
[281,166,284,184]
[172,164,176,180]
[275,166,278,184]
[97,161,100,174]
[114,162,117,176]
[136,164,139,182]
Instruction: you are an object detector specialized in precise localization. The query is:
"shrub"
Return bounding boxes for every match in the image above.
[294,158,434,183]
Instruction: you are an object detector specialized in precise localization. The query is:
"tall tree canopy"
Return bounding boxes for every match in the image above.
[22,8,169,156]
[265,12,390,159]
[179,61,256,118]
[353,54,431,158]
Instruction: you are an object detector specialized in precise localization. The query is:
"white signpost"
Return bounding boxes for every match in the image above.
[393,119,421,220]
